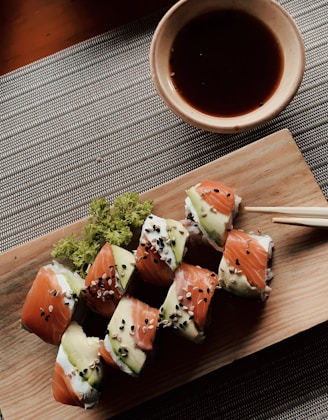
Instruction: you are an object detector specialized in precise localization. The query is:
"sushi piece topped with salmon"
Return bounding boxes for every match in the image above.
[135,214,189,287]
[84,243,136,319]
[218,229,274,301]
[159,262,218,343]
[52,321,103,409]
[21,262,85,345]
[185,180,241,251]
[100,296,159,376]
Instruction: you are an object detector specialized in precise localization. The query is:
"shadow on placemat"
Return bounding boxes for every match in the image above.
[111,321,328,420]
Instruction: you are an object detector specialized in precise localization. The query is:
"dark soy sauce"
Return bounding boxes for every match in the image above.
[170,10,284,117]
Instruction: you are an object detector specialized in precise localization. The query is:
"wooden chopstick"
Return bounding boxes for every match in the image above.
[272,217,328,228]
[244,206,328,218]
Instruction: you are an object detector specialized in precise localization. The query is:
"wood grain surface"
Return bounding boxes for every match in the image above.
[1,129,328,419]
[0,0,176,75]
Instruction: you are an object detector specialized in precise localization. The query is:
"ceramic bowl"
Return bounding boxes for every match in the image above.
[150,0,305,134]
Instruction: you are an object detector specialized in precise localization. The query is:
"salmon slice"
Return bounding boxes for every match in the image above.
[195,179,236,215]
[21,264,82,345]
[52,322,102,409]
[135,238,174,287]
[130,296,159,352]
[84,243,122,318]
[52,362,84,408]
[223,230,269,290]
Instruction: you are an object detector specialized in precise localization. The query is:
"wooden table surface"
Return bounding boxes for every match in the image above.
[0,0,176,76]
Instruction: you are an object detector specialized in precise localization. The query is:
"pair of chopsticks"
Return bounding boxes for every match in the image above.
[244,206,328,228]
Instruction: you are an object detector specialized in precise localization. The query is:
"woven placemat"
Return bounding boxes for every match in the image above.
[111,321,328,420]
[1,0,327,253]
[0,0,328,418]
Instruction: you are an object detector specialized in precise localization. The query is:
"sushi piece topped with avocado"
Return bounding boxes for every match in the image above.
[218,229,274,301]
[100,296,159,376]
[185,179,241,251]
[52,322,103,409]
[21,262,85,345]
[135,214,189,287]
[159,262,218,343]
[84,243,136,318]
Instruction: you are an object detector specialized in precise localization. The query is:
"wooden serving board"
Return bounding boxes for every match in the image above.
[1,129,328,419]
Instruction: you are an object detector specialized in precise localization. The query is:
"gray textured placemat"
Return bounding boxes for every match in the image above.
[111,321,328,420]
[1,0,327,253]
[0,1,328,418]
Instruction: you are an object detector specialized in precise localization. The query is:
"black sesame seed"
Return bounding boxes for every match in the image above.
[40,311,45,317]
[235,259,240,266]
[214,188,220,193]
[79,372,84,377]
[198,288,204,293]
[153,258,159,264]
[204,297,208,303]
[144,318,149,324]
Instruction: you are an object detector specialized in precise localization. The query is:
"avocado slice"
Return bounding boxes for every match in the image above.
[111,245,136,290]
[159,282,204,343]
[61,322,103,388]
[104,297,149,376]
[166,219,189,268]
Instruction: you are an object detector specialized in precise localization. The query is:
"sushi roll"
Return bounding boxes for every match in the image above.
[218,229,274,300]
[185,180,241,251]
[99,296,159,376]
[52,322,103,409]
[84,243,136,318]
[159,262,218,343]
[21,262,85,345]
[135,214,189,287]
